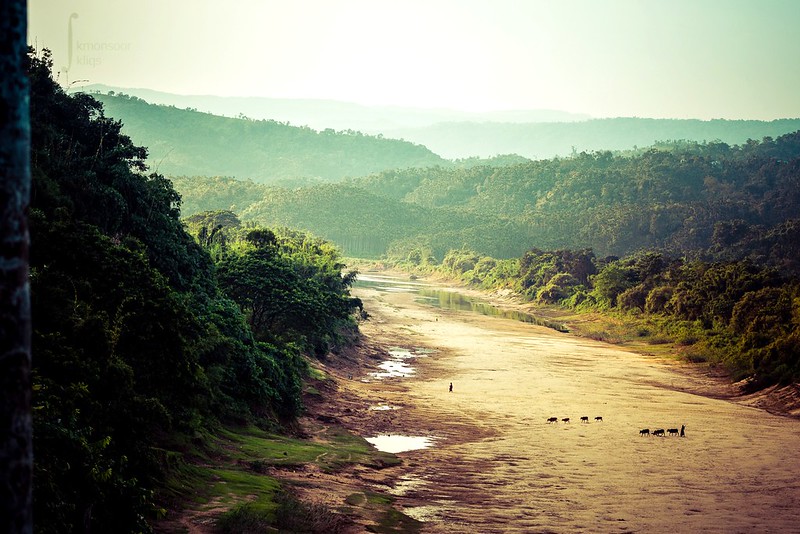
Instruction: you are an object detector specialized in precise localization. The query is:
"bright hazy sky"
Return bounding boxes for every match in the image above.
[29,0,800,119]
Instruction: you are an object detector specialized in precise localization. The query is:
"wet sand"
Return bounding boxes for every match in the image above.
[332,278,800,533]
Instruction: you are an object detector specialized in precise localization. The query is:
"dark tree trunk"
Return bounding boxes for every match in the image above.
[0,0,33,532]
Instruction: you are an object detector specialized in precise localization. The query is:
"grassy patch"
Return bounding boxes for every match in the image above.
[344,491,423,534]
[214,424,400,473]
[367,507,424,534]
[217,492,351,534]
[307,366,328,381]
[157,422,401,531]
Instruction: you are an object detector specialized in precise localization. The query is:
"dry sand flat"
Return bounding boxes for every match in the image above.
[344,279,800,533]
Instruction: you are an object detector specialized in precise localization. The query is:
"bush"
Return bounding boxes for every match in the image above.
[217,493,349,534]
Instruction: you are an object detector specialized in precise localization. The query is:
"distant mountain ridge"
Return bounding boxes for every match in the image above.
[386,118,800,159]
[85,86,800,181]
[77,83,590,133]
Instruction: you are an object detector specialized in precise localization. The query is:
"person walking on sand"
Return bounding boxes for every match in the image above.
[449,382,453,392]
[680,424,685,437]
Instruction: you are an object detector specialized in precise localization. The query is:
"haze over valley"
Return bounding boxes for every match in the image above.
[88,86,800,162]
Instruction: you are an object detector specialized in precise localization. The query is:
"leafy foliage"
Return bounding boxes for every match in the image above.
[185,215,365,358]
[28,50,361,532]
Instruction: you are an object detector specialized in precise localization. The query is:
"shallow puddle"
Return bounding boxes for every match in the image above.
[368,404,399,411]
[368,347,429,379]
[371,360,415,379]
[365,434,434,453]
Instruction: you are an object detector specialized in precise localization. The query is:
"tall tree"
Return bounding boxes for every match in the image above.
[0,0,33,532]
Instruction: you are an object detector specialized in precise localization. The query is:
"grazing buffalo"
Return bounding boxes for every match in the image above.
[546,417,558,423]
[580,416,589,423]
[668,428,679,436]
[653,429,665,436]
[562,418,570,423]
[595,416,603,422]
[639,428,650,436]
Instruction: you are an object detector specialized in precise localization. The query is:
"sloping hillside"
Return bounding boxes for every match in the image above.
[91,92,447,183]
[174,133,800,268]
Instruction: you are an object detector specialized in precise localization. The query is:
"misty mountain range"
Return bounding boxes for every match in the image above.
[77,83,590,134]
[81,85,800,180]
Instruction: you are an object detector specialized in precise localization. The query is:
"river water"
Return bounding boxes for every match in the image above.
[352,273,800,533]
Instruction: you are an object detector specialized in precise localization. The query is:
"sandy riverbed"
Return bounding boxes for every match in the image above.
[314,275,800,533]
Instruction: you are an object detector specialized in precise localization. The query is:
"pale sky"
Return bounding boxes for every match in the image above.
[28,0,800,119]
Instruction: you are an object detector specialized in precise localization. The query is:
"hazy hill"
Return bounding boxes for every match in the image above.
[79,84,589,132]
[80,85,800,162]
[385,118,800,159]
[90,92,447,183]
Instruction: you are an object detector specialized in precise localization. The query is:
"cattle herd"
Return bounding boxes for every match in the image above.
[639,425,685,437]
[546,416,603,424]
[545,417,686,437]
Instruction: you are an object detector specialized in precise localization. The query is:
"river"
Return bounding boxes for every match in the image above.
[349,273,800,533]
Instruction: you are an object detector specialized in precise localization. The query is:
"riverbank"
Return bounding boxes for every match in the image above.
[159,267,800,532]
[357,264,800,418]
[311,268,800,532]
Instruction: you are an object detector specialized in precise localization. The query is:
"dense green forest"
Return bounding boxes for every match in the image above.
[28,51,363,532]
[90,92,447,183]
[175,133,800,273]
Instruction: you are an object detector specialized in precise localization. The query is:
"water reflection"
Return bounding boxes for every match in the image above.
[366,434,434,453]
[368,404,399,411]
[356,272,567,331]
[355,273,428,293]
[417,289,568,331]
[368,347,428,379]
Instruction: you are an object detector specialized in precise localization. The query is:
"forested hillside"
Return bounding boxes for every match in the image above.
[175,133,800,273]
[28,51,362,532]
[90,92,447,183]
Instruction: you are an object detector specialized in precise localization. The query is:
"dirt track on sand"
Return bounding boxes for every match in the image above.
[310,275,800,533]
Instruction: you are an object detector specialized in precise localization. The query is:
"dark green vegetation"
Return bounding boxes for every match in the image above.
[91,92,447,183]
[176,133,800,270]
[28,50,365,532]
[395,247,800,388]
